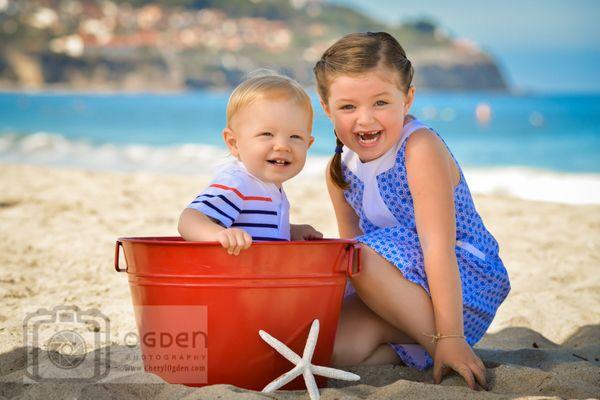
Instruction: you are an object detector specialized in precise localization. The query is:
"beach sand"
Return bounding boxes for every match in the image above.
[0,163,598,399]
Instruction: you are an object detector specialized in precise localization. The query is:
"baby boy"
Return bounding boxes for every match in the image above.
[178,74,322,254]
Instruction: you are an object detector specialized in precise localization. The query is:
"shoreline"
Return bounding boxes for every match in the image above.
[1,158,599,206]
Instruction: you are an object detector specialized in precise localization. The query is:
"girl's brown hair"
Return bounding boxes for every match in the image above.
[313,32,414,189]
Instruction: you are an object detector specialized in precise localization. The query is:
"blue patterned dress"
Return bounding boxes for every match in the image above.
[341,118,511,370]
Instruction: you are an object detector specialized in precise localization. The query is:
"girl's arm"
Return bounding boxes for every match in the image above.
[405,129,487,390]
[405,129,462,339]
[325,160,363,238]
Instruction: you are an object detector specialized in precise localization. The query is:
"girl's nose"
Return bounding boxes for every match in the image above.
[357,107,375,125]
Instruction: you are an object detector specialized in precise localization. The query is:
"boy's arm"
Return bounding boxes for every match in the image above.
[178,208,252,255]
[290,224,323,240]
[178,208,226,241]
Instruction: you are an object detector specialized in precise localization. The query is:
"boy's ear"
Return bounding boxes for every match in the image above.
[308,136,315,148]
[319,99,332,119]
[222,128,239,157]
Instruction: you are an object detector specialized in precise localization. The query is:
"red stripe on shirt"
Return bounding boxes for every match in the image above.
[210,184,273,202]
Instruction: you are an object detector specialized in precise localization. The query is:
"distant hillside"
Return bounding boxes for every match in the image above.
[0,0,508,91]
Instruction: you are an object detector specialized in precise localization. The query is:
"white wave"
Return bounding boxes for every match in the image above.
[1,132,599,205]
[463,167,600,205]
[0,132,233,175]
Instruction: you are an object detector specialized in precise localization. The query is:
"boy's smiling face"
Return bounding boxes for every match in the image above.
[223,97,314,187]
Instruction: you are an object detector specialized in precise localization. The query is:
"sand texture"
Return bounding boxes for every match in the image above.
[0,163,599,399]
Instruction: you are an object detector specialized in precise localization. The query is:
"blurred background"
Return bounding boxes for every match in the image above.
[1,0,599,203]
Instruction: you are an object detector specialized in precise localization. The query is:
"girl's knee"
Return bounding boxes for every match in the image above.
[351,245,413,293]
[359,245,380,264]
[351,245,384,282]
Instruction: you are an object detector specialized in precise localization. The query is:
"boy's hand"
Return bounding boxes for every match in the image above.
[290,224,324,241]
[216,228,253,255]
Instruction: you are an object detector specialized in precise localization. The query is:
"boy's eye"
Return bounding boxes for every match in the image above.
[375,100,388,106]
[260,132,273,137]
[290,134,304,140]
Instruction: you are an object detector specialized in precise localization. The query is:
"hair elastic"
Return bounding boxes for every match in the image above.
[335,144,343,154]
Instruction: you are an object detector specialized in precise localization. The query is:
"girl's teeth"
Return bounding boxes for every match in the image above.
[358,131,381,143]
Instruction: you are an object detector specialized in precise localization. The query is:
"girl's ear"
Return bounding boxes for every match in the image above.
[223,128,239,158]
[319,99,332,119]
[404,86,416,115]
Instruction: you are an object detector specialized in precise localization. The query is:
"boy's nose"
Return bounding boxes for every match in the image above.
[273,138,291,151]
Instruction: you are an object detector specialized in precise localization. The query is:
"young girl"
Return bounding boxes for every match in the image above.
[314,32,510,390]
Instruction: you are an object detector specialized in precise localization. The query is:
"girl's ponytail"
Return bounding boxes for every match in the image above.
[329,135,349,190]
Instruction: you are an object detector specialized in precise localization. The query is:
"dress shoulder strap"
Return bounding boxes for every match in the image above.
[399,118,430,148]
[400,118,465,178]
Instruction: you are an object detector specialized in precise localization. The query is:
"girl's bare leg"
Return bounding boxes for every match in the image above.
[333,245,438,366]
[332,293,413,366]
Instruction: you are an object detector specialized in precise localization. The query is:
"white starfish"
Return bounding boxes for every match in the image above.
[259,319,360,400]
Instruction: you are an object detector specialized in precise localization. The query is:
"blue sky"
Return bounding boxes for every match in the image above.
[330,0,600,92]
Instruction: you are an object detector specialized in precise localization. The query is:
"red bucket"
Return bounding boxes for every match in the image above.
[114,237,360,390]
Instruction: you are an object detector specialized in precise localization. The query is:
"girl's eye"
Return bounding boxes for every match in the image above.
[340,104,355,110]
[375,100,388,106]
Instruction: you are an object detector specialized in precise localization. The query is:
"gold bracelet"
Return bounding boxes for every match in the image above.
[423,332,466,343]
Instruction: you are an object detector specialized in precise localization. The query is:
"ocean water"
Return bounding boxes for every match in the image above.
[1,91,599,204]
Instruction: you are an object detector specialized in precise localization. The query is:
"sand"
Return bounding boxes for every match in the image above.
[0,163,599,399]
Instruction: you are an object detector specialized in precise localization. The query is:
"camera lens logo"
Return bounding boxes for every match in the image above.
[23,305,110,383]
[47,330,87,369]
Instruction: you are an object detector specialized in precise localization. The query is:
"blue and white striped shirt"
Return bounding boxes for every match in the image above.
[187,162,290,241]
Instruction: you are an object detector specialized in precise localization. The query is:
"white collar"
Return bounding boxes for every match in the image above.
[227,160,284,199]
[340,119,425,229]
[342,119,421,182]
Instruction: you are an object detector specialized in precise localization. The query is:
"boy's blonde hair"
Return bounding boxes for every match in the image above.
[226,73,313,131]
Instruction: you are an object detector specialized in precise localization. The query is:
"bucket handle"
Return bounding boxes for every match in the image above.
[114,240,127,272]
[347,244,362,277]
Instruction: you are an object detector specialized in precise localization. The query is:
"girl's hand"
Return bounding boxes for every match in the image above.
[290,224,324,241]
[433,338,488,391]
[216,228,252,255]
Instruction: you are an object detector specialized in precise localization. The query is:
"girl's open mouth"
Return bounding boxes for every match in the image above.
[357,130,382,146]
